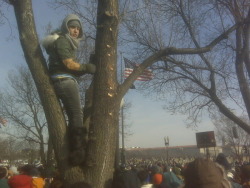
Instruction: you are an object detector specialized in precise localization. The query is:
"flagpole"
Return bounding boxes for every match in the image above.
[120,52,126,167]
[115,52,126,169]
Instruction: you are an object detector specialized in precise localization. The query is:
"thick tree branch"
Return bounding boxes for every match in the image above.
[118,23,238,97]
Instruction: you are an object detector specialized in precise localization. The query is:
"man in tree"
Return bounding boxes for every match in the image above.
[42,14,96,166]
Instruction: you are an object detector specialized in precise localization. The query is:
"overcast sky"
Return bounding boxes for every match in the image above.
[0,0,216,148]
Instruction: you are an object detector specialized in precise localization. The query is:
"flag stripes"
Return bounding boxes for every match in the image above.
[124,57,153,81]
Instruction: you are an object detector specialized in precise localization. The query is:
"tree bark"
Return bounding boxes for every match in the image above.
[39,137,46,165]
[10,0,125,187]
[234,5,250,127]
[10,0,85,186]
[83,1,121,187]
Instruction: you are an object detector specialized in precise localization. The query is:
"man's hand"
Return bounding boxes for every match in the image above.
[86,64,96,74]
[79,64,96,74]
[63,58,81,70]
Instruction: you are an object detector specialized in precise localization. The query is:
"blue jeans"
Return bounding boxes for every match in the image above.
[53,78,83,128]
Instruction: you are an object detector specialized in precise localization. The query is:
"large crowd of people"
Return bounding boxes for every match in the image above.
[0,153,249,188]
[112,154,250,188]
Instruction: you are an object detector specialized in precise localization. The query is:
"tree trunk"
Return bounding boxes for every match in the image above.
[83,1,121,187]
[39,137,46,165]
[9,0,176,186]
[44,137,54,178]
[46,136,54,166]
[235,17,250,125]
[10,0,86,186]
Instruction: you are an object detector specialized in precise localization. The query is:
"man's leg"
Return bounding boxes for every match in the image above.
[53,78,87,165]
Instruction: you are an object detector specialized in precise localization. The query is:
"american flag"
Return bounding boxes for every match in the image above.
[124,57,153,81]
[0,117,7,127]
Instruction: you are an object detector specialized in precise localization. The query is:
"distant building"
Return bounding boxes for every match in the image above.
[125,145,248,162]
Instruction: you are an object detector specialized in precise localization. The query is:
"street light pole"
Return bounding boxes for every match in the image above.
[121,105,126,166]
[120,52,126,167]
[115,98,125,169]
[164,136,169,164]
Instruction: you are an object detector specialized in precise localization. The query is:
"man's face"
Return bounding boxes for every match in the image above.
[69,26,80,39]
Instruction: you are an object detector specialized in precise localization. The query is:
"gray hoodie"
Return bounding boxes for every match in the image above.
[61,14,83,39]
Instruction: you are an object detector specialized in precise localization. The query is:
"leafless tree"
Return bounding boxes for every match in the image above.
[0,136,30,164]
[3,0,239,187]
[0,66,48,165]
[121,0,250,134]
[213,114,250,161]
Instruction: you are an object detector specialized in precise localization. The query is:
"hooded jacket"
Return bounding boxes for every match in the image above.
[60,14,83,38]
[42,14,85,77]
[8,174,32,188]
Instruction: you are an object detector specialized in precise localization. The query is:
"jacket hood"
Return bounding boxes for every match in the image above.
[61,14,83,38]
